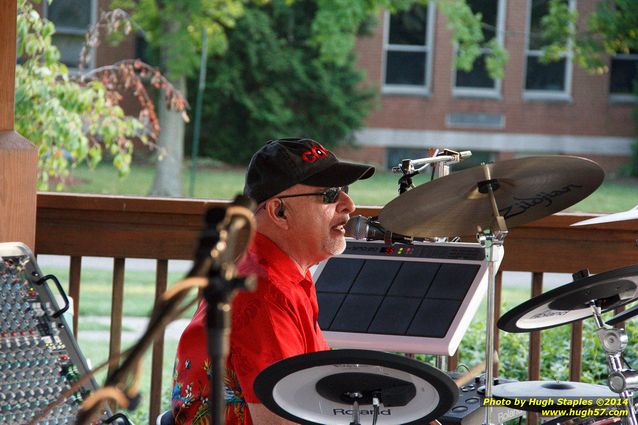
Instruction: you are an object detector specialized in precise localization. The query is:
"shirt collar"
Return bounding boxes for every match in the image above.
[246,232,312,285]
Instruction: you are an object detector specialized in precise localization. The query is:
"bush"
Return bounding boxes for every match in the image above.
[457,311,637,384]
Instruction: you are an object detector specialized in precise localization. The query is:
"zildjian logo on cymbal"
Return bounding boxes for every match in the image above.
[499,184,583,219]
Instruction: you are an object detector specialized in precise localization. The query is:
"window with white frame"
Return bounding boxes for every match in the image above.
[609,50,638,101]
[383,3,435,95]
[453,0,505,97]
[524,0,574,99]
[44,0,96,69]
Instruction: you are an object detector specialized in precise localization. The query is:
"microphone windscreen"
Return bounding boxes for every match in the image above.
[232,194,257,212]
[344,215,369,240]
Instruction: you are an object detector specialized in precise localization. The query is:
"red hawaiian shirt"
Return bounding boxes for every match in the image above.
[171,232,330,424]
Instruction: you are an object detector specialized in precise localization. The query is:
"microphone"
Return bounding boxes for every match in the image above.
[189,195,256,278]
[345,215,421,244]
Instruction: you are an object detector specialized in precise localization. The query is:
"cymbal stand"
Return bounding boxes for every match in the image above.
[589,303,638,425]
[393,149,472,194]
[476,164,508,425]
[393,149,474,369]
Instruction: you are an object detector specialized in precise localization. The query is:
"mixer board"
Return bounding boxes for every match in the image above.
[0,242,111,424]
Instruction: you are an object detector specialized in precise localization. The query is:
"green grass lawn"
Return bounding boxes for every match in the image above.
[50,266,193,318]
[62,162,638,212]
[76,334,177,424]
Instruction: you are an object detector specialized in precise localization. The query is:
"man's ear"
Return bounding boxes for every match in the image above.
[265,199,289,229]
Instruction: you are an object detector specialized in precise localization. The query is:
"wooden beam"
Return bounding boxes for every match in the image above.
[36,196,638,272]
[528,272,544,425]
[108,258,126,383]
[0,1,38,249]
[150,259,169,422]
[0,131,37,248]
[570,321,583,381]
[69,256,82,336]
[0,0,17,130]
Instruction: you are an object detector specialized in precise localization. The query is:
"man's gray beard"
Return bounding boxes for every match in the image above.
[332,237,347,256]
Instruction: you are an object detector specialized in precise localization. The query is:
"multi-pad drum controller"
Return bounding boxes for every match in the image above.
[0,242,120,424]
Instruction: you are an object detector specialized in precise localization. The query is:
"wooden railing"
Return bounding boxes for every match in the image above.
[35,192,638,424]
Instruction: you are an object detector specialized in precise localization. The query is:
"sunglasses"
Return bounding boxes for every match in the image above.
[277,186,349,204]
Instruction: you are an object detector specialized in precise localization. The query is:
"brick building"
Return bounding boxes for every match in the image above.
[42,0,636,172]
[38,0,137,70]
[346,0,637,172]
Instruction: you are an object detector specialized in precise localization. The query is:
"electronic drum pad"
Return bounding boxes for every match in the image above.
[253,349,457,425]
[498,265,638,333]
[492,381,619,412]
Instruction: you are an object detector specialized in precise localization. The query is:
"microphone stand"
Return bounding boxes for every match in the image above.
[476,165,507,425]
[393,149,473,370]
[200,198,256,425]
[392,149,472,194]
[204,273,254,425]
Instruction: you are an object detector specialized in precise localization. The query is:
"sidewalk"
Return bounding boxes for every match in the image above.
[76,316,190,342]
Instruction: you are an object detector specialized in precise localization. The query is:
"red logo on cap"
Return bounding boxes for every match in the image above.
[302,144,329,163]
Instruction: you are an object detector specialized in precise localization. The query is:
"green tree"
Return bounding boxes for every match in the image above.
[195,0,376,164]
[539,0,638,175]
[539,0,637,72]
[112,0,493,193]
[15,0,144,189]
[113,0,247,196]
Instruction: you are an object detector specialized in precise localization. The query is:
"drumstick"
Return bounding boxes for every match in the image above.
[453,351,499,388]
[454,361,485,387]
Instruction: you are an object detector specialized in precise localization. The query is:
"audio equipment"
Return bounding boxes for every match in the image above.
[0,242,117,424]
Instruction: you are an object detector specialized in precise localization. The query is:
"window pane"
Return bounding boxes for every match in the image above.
[389,5,427,46]
[468,0,498,40]
[53,34,83,68]
[529,0,549,50]
[48,0,92,29]
[610,58,638,94]
[528,0,567,50]
[456,55,495,88]
[525,56,566,91]
[385,51,426,86]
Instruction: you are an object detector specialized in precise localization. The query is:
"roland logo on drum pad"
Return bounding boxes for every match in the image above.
[333,408,392,416]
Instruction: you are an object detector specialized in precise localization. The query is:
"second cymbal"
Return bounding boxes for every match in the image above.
[379,156,604,238]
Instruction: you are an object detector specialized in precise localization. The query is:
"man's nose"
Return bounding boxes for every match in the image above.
[337,191,356,214]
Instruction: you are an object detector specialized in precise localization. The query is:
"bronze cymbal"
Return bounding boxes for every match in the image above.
[379,156,604,238]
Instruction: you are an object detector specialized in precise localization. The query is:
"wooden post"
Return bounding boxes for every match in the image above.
[0,0,38,249]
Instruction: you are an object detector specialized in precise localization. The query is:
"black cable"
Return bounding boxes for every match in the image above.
[622,354,635,370]
[372,395,381,425]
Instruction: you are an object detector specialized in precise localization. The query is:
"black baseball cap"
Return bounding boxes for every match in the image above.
[244,138,375,204]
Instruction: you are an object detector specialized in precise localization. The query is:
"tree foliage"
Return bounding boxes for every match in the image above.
[190,0,512,164]
[15,0,187,189]
[539,0,638,73]
[15,0,144,189]
[113,0,248,80]
[111,0,501,167]
[526,0,630,83]
[195,0,376,164]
